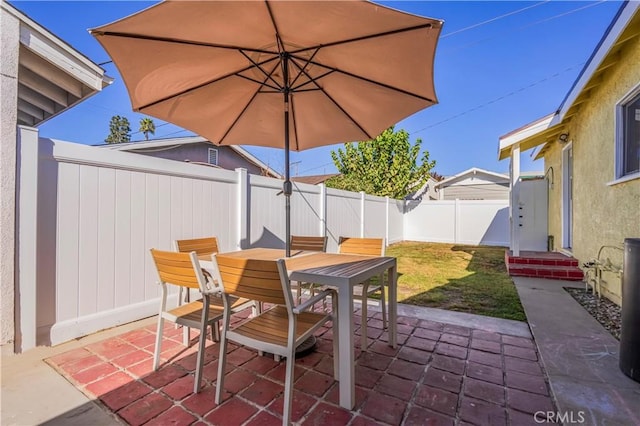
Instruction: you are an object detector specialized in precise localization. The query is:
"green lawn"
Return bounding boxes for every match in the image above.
[385,242,526,321]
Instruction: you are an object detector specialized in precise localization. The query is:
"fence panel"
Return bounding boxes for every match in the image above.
[290,182,323,238]
[248,175,285,248]
[364,195,387,239]
[403,200,508,246]
[388,200,405,244]
[458,201,509,246]
[46,140,241,344]
[325,188,362,252]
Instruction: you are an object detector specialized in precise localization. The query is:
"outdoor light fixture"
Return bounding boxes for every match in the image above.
[558,133,570,144]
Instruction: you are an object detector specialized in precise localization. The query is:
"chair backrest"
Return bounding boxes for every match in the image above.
[174,237,219,256]
[290,235,328,252]
[212,255,290,306]
[150,248,206,291]
[338,237,385,256]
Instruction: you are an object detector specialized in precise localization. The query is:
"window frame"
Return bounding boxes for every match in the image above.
[208,148,218,166]
[614,82,640,181]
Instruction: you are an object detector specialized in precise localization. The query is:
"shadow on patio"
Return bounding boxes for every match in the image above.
[43,306,555,425]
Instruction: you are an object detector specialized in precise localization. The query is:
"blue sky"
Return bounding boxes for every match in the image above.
[12,1,623,177]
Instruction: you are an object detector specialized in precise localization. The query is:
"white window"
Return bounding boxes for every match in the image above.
[616,85,640,179]
[208,148,218,166]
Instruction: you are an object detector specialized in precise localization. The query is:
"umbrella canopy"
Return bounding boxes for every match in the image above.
[91,0,443,255]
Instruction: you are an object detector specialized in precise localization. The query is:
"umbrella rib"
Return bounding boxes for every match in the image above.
[291,69,335,92]
[288,57,373,140]
[289,53,435,104]
[289,23,435,56]
[238,50,282,90]
[217,60,282,145]
[289,47,321,89]
[137,56,280,111]
[92,30,278,56]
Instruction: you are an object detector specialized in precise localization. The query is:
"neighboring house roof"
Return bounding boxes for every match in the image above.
[99,136,282,178]
[434,167,509,189]
[291,174,339,185]
[2,1,113,127]
[498,1,640,160]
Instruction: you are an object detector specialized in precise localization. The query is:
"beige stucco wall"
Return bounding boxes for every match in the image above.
[545,34,640,305]
[0,5,19,345]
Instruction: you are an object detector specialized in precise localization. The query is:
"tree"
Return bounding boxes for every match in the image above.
[326,127,435,199]
[139,117,156,140]
[105,115,131,144]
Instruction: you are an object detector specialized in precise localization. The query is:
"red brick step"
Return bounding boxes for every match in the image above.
[505,250,583,281]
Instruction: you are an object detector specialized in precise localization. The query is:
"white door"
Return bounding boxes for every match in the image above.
[519,179,549,251]
[562,143,573,249]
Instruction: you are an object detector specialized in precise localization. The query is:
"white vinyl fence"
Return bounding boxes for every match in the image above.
[16,129,511,350]
[16,131,400,348]
[404,199,509,246]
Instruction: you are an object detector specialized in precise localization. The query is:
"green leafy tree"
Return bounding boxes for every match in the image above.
[327,127,435,199]
[139,117,156,140]
[105,115,131,144]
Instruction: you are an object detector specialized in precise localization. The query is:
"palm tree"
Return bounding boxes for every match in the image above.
[139,117,156,140]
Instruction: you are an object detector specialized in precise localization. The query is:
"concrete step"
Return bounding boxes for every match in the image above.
[507,263,584,281]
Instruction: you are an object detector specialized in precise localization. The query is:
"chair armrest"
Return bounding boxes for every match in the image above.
[293,289,335,314]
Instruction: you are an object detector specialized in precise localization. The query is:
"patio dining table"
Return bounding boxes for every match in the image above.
[199,247,397,410]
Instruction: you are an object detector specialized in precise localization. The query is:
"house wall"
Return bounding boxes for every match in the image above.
[0,8,19,345]
[545,33,640,304]
[439,174,509,200]
[441,182,509,200]
[131,143,268,176]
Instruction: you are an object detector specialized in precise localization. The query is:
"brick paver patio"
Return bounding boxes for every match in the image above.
[46,308,557,425]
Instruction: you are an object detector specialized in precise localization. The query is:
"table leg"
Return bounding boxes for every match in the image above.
[388,264,397,348]
[338,287,355,409]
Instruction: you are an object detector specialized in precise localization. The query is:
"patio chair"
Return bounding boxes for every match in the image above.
[174,237,222,343]
[338,237,387,349]
[290,235,328,303]
[149,248,251,393]
[210,254,338,426]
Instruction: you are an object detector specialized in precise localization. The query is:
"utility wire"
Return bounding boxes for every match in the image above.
[441,1,550,39]
[445,1,606,53]
[411,63,584,135]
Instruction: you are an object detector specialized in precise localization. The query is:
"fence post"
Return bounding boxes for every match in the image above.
[454,198,460,244]
[236,168,248,250]
[385,196,390,246]
[16,125,40,352]
[319,183,327,238]
[360,191,365,237]
[510,145,521,256]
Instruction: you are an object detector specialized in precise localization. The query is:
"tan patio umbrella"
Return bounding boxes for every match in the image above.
[91,0,443,256]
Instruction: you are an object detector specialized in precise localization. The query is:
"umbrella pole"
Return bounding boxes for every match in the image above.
[283,54,292,258]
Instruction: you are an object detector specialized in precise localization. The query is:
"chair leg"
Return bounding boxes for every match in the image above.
[154,283,168,371]
[361,280,369,351]
[182,289,192,346]
[153,315,164,371]
[212,321,220,342]
[183,325,190,346]
[282,350,295,426]
[215,302,231,404]
[194,296,210,394]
